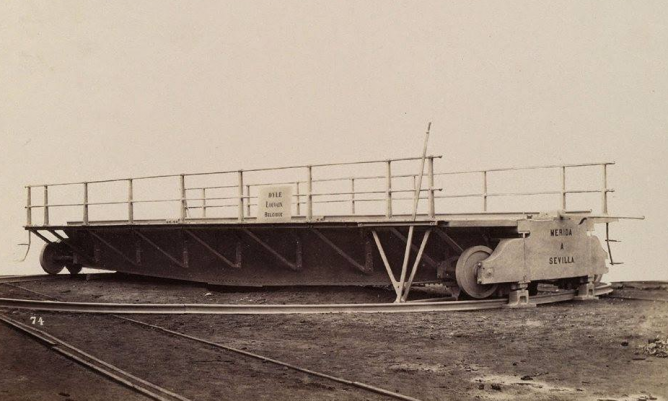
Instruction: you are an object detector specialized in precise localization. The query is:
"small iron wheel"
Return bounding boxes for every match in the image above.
[39,243,65,275]
[66,264,83,276]
[455,245,498,299]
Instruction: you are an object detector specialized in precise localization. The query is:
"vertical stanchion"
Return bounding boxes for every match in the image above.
[386,161,392,218]
[561,166,567,210]
[482,171,488,212]
[83,182,89,225]
[26,186,32,227]
[202,188,207,218]
[245,185,251,217]
[295,182,301,216]
[43,186,49,226]
[428,157,435,218]
[128,179,134,223]
[351,178,356,215]
[306,166,313,221]
[179,175,187,222]
[601,164,608,214]
[238,171,244,222]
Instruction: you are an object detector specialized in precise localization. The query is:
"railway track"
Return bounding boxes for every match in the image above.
[0,314,191,401]
[1,282,424,401]
[0,283,613,314]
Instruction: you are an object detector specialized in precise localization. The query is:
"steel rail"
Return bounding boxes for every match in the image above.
[0,314,191,401]
[0,284,612,315]
[1,284,424,401]
[603,294,668,303]
[118,316,422,401]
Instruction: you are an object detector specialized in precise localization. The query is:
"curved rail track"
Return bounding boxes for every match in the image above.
[0,283,613,315]
[0,278,427,401]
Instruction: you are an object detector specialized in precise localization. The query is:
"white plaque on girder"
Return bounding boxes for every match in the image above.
[257,186,293,222]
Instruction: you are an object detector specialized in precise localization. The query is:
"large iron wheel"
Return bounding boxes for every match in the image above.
[39,243,65,275]
[455,245,498,299]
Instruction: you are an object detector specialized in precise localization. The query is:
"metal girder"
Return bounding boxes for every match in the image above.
[184,229,240,269]
[312,229,371,274]
[389,228,437,267]
[134,230,187,269]
[242,229,300,271]
[88,231,139,268]
[434,228,464,254]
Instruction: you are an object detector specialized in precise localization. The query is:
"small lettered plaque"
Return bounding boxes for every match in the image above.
[257,186,293,223]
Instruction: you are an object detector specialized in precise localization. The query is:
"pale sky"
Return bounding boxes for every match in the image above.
[1,1,666,280]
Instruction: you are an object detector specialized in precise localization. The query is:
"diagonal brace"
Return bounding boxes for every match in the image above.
[312,229,370,274]
[390,228,437,267]
[243,229,299,271]
[434,228,463,254]
[184,229,240,269]
[88,231,139,268]
[134,230,186,269]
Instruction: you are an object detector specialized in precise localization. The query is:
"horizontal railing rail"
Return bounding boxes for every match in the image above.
[24,156,614,227]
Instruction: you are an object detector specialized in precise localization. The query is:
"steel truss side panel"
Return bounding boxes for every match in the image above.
[57,225,498,286]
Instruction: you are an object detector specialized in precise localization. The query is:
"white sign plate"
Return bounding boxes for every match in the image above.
[257,186,293,222]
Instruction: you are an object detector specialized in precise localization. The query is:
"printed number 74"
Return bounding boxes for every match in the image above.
[30,316,44,326]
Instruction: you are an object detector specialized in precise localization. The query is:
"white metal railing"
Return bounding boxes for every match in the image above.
[24,157,614,227]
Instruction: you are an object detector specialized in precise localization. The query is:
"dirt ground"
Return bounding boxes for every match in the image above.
[1,274,667,401]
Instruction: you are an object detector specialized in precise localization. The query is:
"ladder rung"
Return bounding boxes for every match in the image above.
[605,239,621,243]
[611,262,625,265]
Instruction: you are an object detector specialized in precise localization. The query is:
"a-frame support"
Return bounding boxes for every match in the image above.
[371,227,431,303]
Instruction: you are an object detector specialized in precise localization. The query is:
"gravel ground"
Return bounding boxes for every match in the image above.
[0,274,667,401]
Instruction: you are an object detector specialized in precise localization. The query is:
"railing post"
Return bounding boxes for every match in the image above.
[26,186,32,227]
[179,175,186,222]
[351,178,356,215]
[43,185,49,226]
[245,185,251,217]
[428,157,435,218]
[295,182,301,216]
[202,188,207,218]
[83,182,89,225]
[561,166,567,210]
[482,171,488,212]
[306,166,313,221]
[238,171,244,221]
[601,164,608,214]
[128,179,134,223]
[386,160,392,218]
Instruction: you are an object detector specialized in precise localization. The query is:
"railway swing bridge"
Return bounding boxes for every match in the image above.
[17,137,641,310]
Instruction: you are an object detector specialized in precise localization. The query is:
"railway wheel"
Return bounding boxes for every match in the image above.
[39,243,66,275]
[455,246,498,299]
[66,264,83,276]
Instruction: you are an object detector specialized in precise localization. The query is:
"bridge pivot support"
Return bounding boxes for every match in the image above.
[574,277,598,301]
[505,283,535,308]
